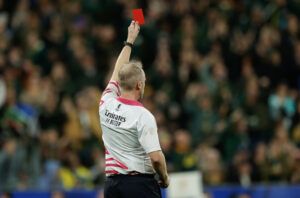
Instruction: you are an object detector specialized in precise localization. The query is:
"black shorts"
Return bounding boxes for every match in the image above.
[104,174,162,198]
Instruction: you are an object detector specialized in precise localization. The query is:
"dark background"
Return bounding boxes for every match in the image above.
[0,0,300,191]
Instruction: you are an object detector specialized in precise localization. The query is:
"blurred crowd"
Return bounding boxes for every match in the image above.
[1,0,300,192]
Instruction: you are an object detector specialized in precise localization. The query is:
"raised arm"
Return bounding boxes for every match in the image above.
[110,21,140,81]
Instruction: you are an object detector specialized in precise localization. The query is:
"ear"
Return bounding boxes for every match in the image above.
[136,81,143,90]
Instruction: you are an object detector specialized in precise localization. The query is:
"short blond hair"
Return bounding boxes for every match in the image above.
[118,61,145,90]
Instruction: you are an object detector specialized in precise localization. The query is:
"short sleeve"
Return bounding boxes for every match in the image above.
[101,81,121,102]
[137,111,161,153]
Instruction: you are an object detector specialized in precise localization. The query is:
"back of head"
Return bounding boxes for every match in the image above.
[118,61,145,91]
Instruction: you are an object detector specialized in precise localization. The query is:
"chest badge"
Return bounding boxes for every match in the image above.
[116,104,121,111]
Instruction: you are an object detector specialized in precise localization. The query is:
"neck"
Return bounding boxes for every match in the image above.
[120,91,138,101]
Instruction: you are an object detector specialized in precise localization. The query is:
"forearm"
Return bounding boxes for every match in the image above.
[110,45,132,81]
[110,21,140,81]
[151,152,168,181]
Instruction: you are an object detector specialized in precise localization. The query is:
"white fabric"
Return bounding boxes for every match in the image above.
[99,81,161,176]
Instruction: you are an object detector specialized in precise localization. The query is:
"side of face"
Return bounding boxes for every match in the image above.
[137,71,146,100]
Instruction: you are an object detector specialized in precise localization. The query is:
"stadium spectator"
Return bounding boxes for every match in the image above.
[0,0,300,190]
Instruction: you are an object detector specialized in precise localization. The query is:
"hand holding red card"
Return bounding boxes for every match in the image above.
[126,21,140,44]
[132,9,145,25]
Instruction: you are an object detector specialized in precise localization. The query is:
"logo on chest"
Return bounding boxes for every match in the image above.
[104,109,126,127]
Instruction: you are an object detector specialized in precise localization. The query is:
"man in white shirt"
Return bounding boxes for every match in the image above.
[99,21,169,198]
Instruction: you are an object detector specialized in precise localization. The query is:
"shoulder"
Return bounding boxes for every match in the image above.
[138,108,156,125]
[141,108,155,119]
[99,97,115,110]
[100,81,121,102]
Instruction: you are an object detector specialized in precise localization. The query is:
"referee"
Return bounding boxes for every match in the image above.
[99,21,169,198]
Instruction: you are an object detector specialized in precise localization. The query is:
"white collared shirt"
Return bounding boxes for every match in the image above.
[99,81,161,175]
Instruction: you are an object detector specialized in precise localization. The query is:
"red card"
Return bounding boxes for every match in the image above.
[132,9,145,25]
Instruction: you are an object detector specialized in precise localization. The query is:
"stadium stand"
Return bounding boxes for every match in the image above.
[0,0,300,195]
